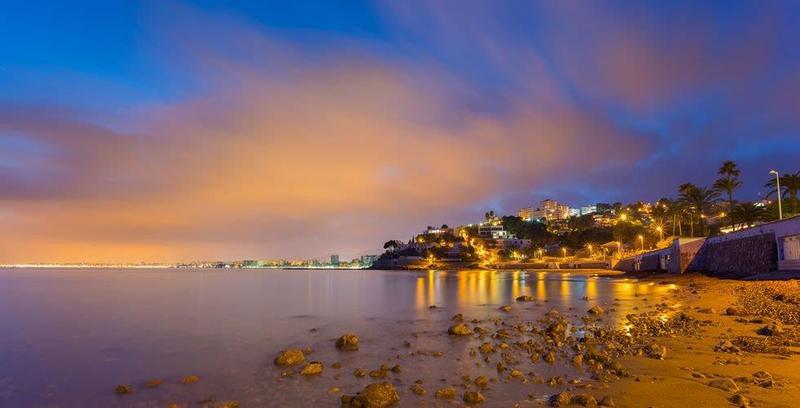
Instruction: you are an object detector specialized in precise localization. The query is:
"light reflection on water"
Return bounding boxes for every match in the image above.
[0,268,674,406]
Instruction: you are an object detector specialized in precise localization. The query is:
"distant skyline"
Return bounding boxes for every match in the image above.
[1,1,799,263]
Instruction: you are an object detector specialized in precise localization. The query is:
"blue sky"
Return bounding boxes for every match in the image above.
[1,1,799,262]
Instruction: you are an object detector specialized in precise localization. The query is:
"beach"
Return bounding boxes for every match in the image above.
[0,268,798,407]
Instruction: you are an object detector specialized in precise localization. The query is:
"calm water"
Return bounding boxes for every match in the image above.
[0,268,674,407]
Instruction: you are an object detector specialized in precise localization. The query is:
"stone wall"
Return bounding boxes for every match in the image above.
[702,233,777,276]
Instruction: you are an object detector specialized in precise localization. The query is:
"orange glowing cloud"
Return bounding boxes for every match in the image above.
[0,5,661,263]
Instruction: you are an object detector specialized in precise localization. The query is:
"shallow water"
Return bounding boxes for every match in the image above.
[0,268,675,407]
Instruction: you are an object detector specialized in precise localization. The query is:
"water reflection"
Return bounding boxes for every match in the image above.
[0,268,677,407]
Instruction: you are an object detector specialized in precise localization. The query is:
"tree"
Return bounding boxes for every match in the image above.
[766,171,800,215]
[484,210,496,222]
[679,184,720,237]
[731,203,766,228]
[441,224,449,229]
[383,240,403,251]
[713,160,742,228]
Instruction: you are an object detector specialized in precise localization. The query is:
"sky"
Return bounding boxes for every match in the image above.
[1,1,799,263]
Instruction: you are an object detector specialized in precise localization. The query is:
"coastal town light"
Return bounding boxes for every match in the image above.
[638,235,644,251]
[655,225,663,241]
[561,247,567,259]
[770,170,783,219]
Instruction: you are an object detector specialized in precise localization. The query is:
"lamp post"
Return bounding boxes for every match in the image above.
[637,234,644,251]
[562,247,567,260]
[587,244,593,258]
[655,226,663,242]
[770,170,783,220]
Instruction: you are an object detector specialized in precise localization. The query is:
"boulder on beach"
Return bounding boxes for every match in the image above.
[274,349,305,366]
[347,382,400,408]
[448,323,473,336]
[114,385,133,395]
[571,394,598,407]
[336,334,360,351]
[435,386,456,399]
[410,382,426,395]
[757,321,783,336]
[588,305,605,315]
[180,375,200,385]
[550,391,572,406]
[463,391,485,404]
[599,396,615,407]
[300,361,323,376]
[516,295,533,302]
[645,344,667,360]
[753,371,774,388]
[499,305,512,312]
[725,306,746,316]
[708,378,740,392]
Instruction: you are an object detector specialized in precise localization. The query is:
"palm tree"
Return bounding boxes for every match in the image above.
[731,203,766,228]
[766,172,800,214]
[679,184,720,236]
[713,161,742,228]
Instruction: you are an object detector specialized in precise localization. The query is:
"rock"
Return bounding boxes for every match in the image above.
[697,307,717,314]
[354,368,367,377]
[337,334,360,351]
[463,391,485,404]
[752,371,774,388]
[274,349,305,366]
[729,394,751,408]
[390,365,402,373]
[510,369,525,380]
[599,396,615,407]
[144,379,162,388]
[351,382,400,408]
[474,375,489,389]
[410,383,426,396]
[452,313,464,321]
[369,369,387,378]
[571,394,598,407]
[214,402,240,408]
[725,306,746,316]
[543,351,556,363]
[714,340,740,353]
[332,362,343,369]
[645,344,667,360]
[499,305,512,312]
[479,342,494,354]
[708,378,740,392]
[550,391,573,406]
[330,386,341,394]
[588,306,605,315]
[572,354,583,366]
[181,375,200,384]
[516,295,533,302]
[757,321,784,336]
[300,361,323,376]
[435,386,457,399]
[114,385,133,395]
[448,323,473,336]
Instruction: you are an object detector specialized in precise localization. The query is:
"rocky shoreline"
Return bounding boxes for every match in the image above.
[112,273,800,407]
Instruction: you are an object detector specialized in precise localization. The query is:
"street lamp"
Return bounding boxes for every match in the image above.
[655,226,663,242]
[770,170,783,220]
[562,247,567,259]
[587,244,593,258]
[637,234,644,251]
